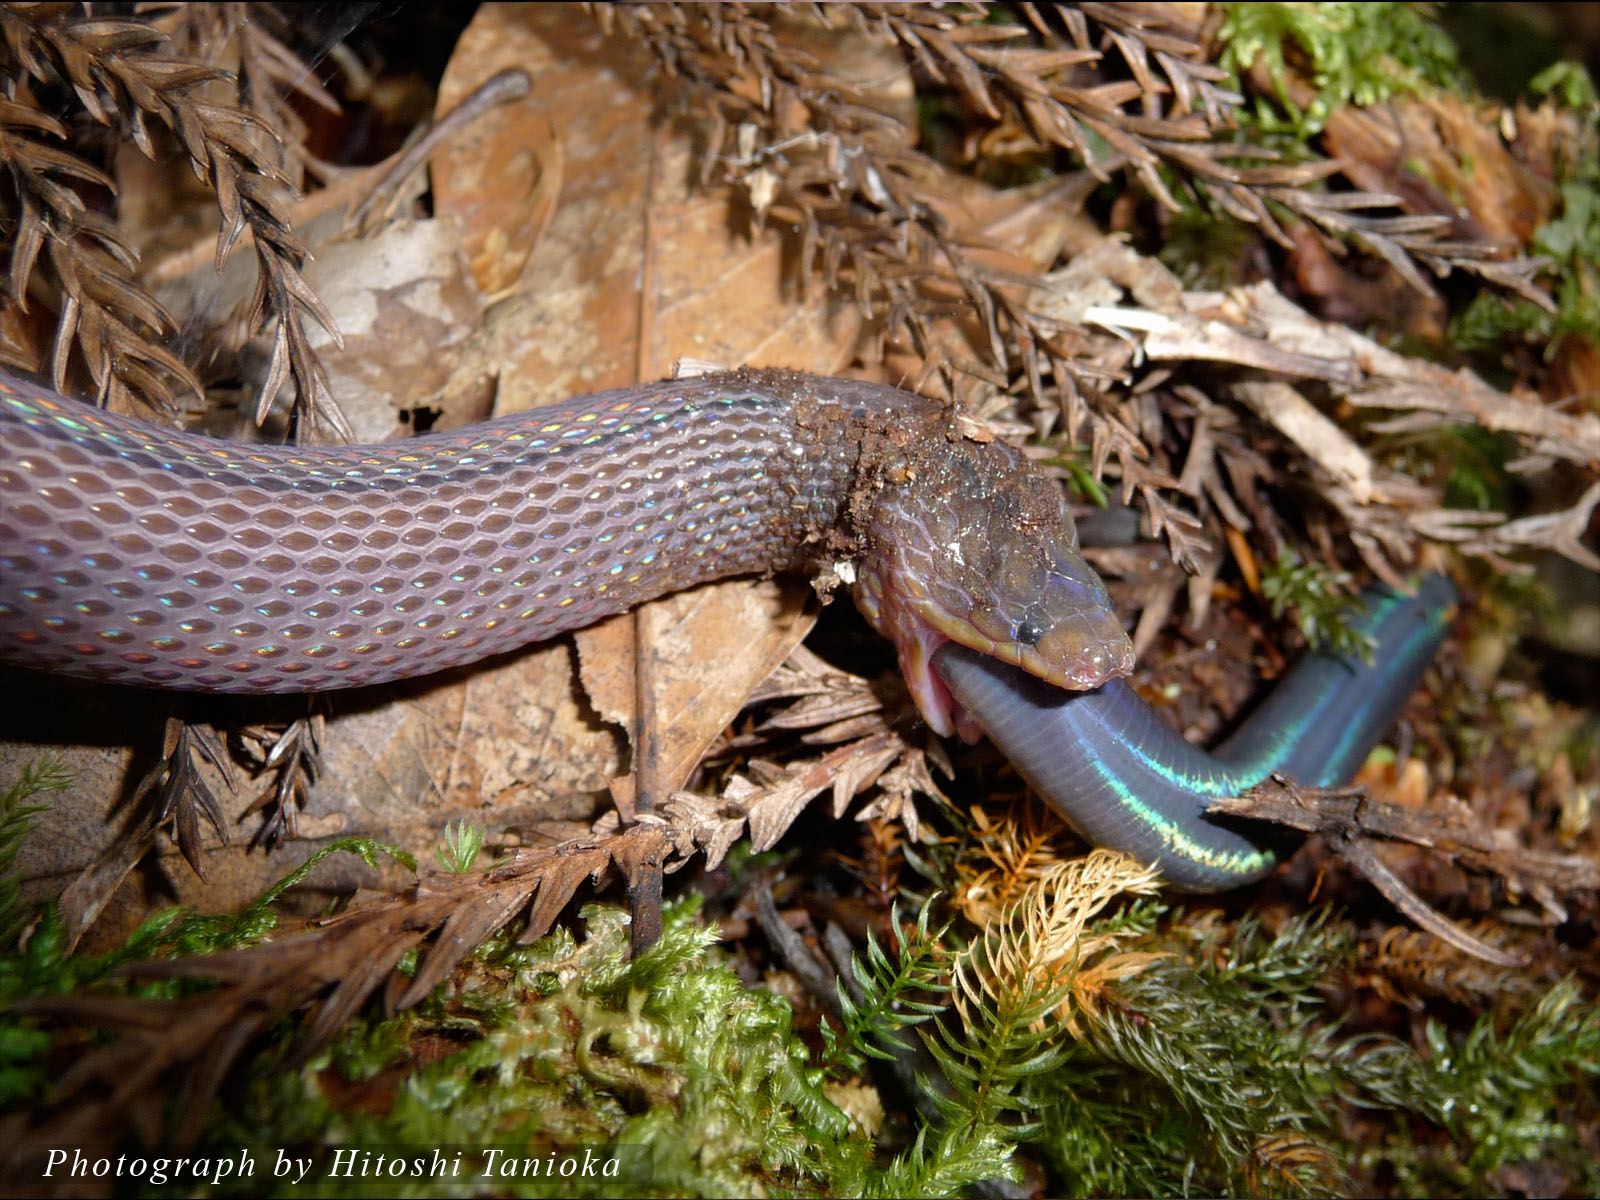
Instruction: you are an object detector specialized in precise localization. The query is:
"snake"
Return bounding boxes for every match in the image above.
[0,365,1450,888]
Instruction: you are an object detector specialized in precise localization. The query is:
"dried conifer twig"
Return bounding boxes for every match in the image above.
[0,5,345,435]
[8,822,675,1149]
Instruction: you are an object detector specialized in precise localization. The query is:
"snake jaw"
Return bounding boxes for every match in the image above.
[1009,556,1136,689]
[853,555,1132,740]
[853,516,1133,738]
[854,433,1133,734]
[886,604,963,738]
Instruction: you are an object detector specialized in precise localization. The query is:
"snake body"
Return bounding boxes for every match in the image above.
[0,365,1450,888]
[0,367,1130,710]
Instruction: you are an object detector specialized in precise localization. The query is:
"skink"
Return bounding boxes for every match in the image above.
[0,365,1451,887]
[933,574,1456,890]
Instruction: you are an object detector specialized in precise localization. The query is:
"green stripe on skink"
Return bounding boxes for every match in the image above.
[931,574,1457,891]
[1202,592,1423,781]
[1078,723,1277,881]
[1217,575,1457,788]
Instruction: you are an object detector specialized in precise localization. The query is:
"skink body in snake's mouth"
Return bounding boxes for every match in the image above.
[933,574,1456,890]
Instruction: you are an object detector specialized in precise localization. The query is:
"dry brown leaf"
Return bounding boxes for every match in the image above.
[292,218,490,442]
[578,578,814,813]
[432,67,561,300]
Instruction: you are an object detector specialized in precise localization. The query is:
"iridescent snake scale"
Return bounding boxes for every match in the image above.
[0,366,1450,889]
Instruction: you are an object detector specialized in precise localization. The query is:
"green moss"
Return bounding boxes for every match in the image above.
[7,795,1596,1197]
[1260,548,1378,661]
[1448,64,1599,364]
[1218,2,1464,136]
[434,821,488,874]
[1529,61,1599,113]
[1349,979,1600,1194]
[1034,910,1354,1196]
[1449,178,1600,361]
[1027,910,1600,1197]
[200,898,869,1197]
[822,904,946,1077]
[0,758,68,946]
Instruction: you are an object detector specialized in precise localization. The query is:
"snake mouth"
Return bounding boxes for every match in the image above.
[902,603,1134,740]
[976,600,1135,692]
[854,548,1134,739]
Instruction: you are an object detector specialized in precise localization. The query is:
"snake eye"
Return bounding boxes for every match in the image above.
[1014,615,1048,646]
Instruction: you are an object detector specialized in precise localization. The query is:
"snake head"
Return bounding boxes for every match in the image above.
[853,435,1134,739]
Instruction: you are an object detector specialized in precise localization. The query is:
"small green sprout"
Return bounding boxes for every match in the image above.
[435,820,487,874]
